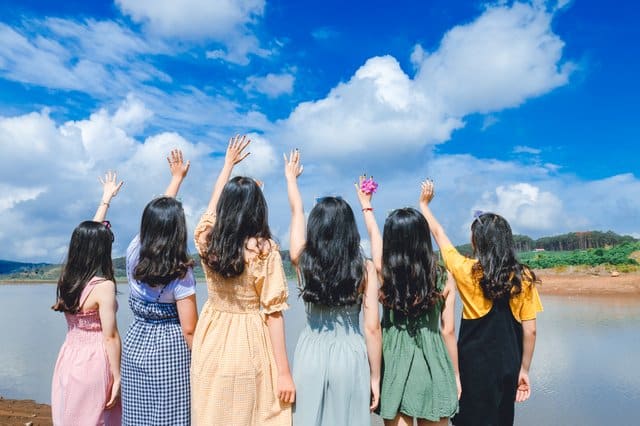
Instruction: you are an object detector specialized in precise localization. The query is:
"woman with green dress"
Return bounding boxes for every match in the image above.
[356,176,460,426]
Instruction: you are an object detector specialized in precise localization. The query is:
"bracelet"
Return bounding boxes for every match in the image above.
[101,201,110,207]
[362,207,373,212]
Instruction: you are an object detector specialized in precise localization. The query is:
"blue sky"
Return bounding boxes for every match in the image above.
[0,0,638,262]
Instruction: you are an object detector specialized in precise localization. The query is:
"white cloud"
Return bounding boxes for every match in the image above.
[0,185,46,213]
[268,2,573,159]
[474,183,566,232]
[0,97,280,262]
[513,145,542,154]
[117,0,267,65]
[410,44,426,69]
[311,27,339,41]
[414,2,574,116]
[273,55,462,157]
[0,19,168,96]
[481,115,500,131]
[245,72,295,98]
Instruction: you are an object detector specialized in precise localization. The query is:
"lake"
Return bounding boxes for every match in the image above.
[1,283,639,425]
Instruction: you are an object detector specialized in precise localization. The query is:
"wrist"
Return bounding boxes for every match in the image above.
[278,370,292,378]
[362,206,373,212]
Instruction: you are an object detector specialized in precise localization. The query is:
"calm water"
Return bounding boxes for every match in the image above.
[1,283,639,425]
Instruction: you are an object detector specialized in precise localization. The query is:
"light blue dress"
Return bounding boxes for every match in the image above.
[292,302,370,426]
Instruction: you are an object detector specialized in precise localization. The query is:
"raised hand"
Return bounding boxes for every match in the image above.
[420,178,435,205]
[283,149,303,181]
[167,149,190,179]
[94,171,123,222]
[98,171,124,204]
[354,174,375,209]
[225,134,251,167]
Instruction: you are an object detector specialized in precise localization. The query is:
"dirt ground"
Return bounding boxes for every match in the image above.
[0,397,52,426]
[535,270,640,296]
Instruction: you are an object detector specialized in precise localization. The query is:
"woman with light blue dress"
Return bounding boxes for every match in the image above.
[284,149,382,426]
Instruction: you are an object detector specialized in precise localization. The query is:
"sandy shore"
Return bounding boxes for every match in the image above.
[0,397,52,426]
[535,270,640,296]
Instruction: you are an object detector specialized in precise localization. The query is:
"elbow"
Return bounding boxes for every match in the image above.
[365,321,381,338]
[441,325,455,338]
[103,333,120,344]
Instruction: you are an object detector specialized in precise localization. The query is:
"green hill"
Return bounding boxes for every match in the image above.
[2,231,638,281]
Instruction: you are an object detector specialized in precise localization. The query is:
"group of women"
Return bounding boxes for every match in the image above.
[51,135,542,426]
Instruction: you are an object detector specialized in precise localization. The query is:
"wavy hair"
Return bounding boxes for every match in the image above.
[205,176,271,278]
[299,197,365,306]
[53,221,115,313]
[134,197,194,286]
[380,208,443,316]
[471,212,537,300]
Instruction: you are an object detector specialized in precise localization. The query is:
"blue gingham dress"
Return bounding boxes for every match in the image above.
[121,296,191,425]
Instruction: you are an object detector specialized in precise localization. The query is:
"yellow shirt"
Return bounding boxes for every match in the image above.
[441,245,543,321]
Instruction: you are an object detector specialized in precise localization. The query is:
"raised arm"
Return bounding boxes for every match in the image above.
[355,175,383,274]
[206,135,251,213]
[93,171,124,223]
[284,149,305,265]
[362,260,382,411]
[419,179,453,249]
[164,149,190,198]
[440,271,461,400]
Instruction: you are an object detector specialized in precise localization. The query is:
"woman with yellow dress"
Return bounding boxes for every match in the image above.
[190,135,295,425]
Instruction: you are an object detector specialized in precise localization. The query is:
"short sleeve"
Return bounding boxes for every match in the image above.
[253,247,289,314]
[194,211,216,257]
[173,268,197,301]
[126,235,141,283]
[440,244,477,290]
[519,280,544,321]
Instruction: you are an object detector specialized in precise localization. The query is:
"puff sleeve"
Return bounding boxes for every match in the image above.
[253,247,289,314]
[194,211,217,257]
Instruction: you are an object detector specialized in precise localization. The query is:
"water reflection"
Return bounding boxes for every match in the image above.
[1,284,639,425]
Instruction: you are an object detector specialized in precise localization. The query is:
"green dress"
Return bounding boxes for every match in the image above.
[379,276,459,420]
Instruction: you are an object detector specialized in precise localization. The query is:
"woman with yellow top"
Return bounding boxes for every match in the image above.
[419,179,542,426]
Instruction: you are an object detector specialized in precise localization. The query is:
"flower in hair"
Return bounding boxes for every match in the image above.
[360,177,379,195]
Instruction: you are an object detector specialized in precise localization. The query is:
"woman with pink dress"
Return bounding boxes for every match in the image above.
[51,171,124,425]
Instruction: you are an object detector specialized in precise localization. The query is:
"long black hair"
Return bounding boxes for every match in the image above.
[134,197,194,286]
[299,197,365,306]
[471,212,537,300]
[380,208,443,316]
[205,176,272,278]
[53,221,115,313]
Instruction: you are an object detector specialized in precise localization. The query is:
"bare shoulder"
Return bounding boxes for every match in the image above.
[92,279,117,301]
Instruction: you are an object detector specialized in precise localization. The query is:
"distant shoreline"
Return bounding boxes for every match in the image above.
[3,270,640,297]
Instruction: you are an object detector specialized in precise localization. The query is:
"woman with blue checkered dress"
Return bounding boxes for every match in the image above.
[121,150,199,426]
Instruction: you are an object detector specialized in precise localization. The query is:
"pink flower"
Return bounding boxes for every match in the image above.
[360,177,379,195]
